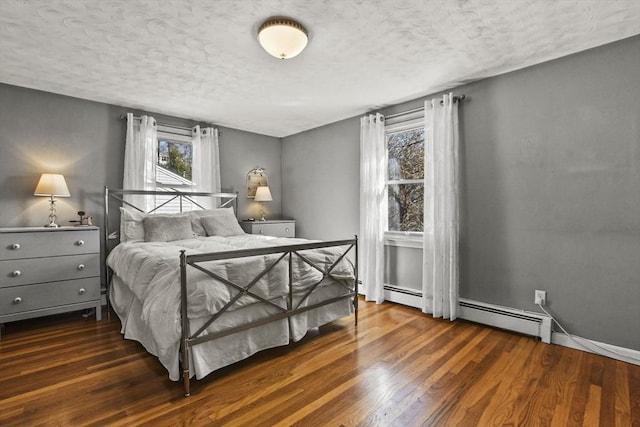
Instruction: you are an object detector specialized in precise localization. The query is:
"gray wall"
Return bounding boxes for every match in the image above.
[282,116,360,240]
[0,84,124,229]
[282,35,640,350]
[217,126,282,220]
[457,36,640,351]
[0,84,282,256]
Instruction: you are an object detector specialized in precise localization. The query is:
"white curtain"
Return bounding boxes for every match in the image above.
[123,113,158,211]
[191,125,221,209]
[422,93,460,319]
[359,113,387,303]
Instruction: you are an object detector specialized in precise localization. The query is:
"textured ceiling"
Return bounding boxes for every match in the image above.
[1,0,639,137]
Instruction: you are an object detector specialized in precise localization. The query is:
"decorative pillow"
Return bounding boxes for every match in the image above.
[200,211,245,237]
[119,207,148,243]
[143,214,195,242]
[189,208,237,236]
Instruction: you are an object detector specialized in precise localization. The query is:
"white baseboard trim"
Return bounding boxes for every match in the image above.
[552,332,640,366]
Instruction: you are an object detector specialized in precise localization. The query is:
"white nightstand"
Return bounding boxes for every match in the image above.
[240,219,295,238]
[0,226,102,338]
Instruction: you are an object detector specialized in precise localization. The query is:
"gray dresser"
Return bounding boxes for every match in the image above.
[0,226,102,337]
[240,219,295,237]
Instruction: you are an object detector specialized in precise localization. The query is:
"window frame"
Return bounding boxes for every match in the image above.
[384,113,425,242]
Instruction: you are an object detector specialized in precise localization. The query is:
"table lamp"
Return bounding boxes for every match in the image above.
[254,186,273,221]
[34,173,70,227]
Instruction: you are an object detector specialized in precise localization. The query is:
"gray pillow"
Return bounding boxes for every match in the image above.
[143,214,194,242]
[189,208,235,236]
[201,212,245,237]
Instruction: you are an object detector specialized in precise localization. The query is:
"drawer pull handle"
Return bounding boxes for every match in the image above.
[259,230,264,234]
[78,264,86,270]
[76,240,85,246]
[11,270,22,277]
[13,297,22,304]
[78,288,86,295]
[285,228,290,232]
[11,243,21,250]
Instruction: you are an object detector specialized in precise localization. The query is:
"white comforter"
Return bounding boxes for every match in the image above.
[107,234,355,351]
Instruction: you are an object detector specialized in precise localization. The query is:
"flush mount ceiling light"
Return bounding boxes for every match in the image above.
[258,17,308,59]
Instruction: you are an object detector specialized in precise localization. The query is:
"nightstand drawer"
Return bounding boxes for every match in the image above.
[0,278,99,316]
[0,254,99,288]
[0,229,99,260]
[242,221,295,237]
[251,223,295,237]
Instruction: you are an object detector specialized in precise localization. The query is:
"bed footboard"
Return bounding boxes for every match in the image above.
[179,238,358,397]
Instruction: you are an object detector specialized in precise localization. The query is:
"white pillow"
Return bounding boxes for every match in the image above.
[189,208,237,236]
[119,207,148,242]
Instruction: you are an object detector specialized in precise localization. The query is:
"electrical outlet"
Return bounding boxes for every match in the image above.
[534,290,546,305]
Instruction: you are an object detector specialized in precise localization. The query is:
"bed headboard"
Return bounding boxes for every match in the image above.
[103,186,238,252]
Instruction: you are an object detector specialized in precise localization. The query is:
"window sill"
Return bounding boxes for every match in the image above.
[384,232,424,249]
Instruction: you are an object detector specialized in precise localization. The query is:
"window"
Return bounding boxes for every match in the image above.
[157,139,193,185]
[386,118,424,233]
[155,126,196,213]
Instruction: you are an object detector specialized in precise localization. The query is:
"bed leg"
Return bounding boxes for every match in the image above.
[183,368,191,397]
[354,295,358,327]
[180,249,191,397]
[354,236,359,327]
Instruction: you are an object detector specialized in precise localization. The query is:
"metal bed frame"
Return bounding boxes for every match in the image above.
[104,187,358,396]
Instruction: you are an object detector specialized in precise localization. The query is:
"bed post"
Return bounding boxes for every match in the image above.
[354,235,359,327]
[234,192,239,216]
[180,250,191,397]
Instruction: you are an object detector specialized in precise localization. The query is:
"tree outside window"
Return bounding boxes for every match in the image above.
[158,140,192,180]
[387,127,424,232]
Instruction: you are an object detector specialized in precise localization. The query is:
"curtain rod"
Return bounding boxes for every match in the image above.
[385,94,466,120]
[119,114,214,133]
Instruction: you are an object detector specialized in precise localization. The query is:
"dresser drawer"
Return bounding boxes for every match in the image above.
[249,222,295,237]
[0,278,99,316]
[0,229,99,260]
[0,254,99,288]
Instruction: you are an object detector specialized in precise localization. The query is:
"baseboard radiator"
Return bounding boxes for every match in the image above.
[381,288,552,344]
[458,298,552,343]
[383,285,423,309]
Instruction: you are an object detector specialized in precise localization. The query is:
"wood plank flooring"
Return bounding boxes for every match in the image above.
[0,298,638,426]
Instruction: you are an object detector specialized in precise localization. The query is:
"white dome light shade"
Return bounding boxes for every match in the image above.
[258,18,308,59]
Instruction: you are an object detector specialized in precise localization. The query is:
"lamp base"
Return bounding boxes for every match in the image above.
[259,203,267,221]
[45,196,60,228]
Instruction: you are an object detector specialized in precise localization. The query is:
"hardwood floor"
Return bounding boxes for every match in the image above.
[1,299,638,426]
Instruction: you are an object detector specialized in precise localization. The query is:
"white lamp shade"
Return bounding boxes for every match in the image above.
[258,18,308,59]
[34,173,70,197]
[254,186,273,202]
